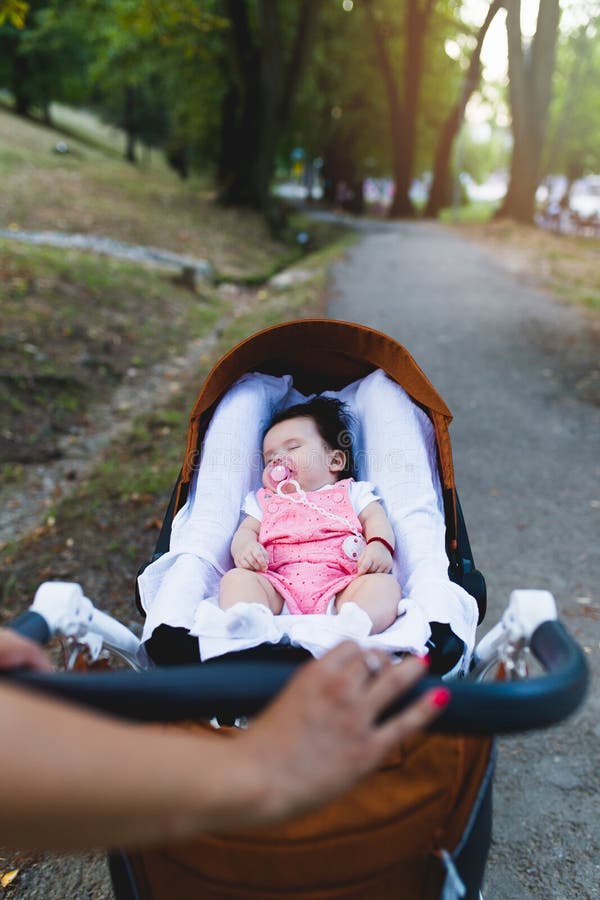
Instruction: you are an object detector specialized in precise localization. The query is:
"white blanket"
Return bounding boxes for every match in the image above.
[138,370,478,668]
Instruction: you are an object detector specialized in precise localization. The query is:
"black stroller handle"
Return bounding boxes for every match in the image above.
[3,620,588,735]
[9,610,52,644]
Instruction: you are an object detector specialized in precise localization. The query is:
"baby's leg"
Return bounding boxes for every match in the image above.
[335,574,401,634]
[219,568,284,614]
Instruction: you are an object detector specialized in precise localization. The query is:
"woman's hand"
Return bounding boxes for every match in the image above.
[0,628,54,672]
[238,643,448,824]
[358,541,393,575]
[234,541,269,572]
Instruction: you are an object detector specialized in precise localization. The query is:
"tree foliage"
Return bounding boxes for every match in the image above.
[0,0,28,28]
[545,10,600,187]
[424,0,504,218]
[360,0,463,216]
[1,0,591,226]
[0,0,90,117]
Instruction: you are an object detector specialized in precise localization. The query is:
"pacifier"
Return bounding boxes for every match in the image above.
[265,460,298,493]
[270,464,292,484]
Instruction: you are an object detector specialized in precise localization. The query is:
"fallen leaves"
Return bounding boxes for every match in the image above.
[0,868,19,888]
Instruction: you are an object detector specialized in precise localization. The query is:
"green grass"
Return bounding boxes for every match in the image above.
[0,107,290,278]
[49,103,133,158]
[439,200,499,224]
[0,238,222,468]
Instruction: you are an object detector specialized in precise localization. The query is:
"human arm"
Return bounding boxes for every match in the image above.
[0,643,446,850]
[357,501,395,575]
[230,515,268,571]
[0,627,54,672]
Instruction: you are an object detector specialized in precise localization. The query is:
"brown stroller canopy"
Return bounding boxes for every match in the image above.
[180,320,457,537]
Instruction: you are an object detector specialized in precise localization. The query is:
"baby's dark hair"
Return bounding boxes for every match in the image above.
[266,397,356,479]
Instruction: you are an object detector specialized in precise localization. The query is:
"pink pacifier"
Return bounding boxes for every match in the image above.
[270,464,291,484]
[265,461,297,493]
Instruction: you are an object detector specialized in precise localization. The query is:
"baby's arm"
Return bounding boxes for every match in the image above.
[231,516,268,571]
[357,501,395,575]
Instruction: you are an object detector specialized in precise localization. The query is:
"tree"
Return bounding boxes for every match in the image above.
[0,0,74,119]
[497,0,560,223]
[288,3,392,213]
[361,0,467,218]
[363,0,440,217]
[217,0,322,217]
[0,0,28,28]
[424,0,504,218]
[545,13,600,201]
[64,0,226,168]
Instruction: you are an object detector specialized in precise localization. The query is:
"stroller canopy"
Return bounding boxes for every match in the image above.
[179,319,458,548]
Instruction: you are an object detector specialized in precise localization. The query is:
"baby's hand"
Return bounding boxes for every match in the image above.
[234,541,269,572]
[358,542,393,575]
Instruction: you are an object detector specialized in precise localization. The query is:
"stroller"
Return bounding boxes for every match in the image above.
[7,320,588,900]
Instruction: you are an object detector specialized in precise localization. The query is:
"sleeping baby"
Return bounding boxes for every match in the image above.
[218,398,401,635]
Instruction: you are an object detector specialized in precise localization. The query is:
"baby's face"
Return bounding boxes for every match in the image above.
[262,416,344,492]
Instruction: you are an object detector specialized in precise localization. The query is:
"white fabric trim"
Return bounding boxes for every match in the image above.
[189,598,430,661]
[241,479,380,522]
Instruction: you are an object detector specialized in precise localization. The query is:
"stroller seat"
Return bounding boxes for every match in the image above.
[138,322,484,673]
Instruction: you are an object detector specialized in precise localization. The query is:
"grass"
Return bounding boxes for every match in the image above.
[439,200,500,224]
[0,108,289,278]
[0,238,223,469]
[0,103,354,475]
[49,102,131,158]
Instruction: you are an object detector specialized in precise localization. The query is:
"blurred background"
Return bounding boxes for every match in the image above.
[1,0,599,230]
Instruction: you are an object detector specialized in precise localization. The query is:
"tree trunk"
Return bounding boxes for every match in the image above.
[12,51,32,117]
[390,0,431,218]
[364,1,412,216]
[217,69,263,207]
[497,0,560,223]
[217,0,321,216]
[424,0,503,218]
[123,86,137,164]
[365,0,435,218]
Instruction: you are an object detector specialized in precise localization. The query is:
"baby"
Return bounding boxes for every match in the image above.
[218,398,401,635]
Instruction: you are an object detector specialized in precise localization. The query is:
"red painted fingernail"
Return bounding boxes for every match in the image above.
[430,687,451,708]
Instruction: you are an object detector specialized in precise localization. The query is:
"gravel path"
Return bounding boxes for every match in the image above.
[327,218,599,899]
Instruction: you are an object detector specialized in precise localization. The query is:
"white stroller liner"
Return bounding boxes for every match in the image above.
[137,370,478,667]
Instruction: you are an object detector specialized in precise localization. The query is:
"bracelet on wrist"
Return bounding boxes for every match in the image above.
[366,536,394,556]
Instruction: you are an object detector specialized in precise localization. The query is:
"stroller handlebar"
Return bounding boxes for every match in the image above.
[3,619,588,735]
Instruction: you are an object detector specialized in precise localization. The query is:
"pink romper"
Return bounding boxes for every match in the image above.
[256,478,363,615]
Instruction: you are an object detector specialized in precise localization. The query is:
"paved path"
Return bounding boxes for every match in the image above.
[327,218,599,899]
